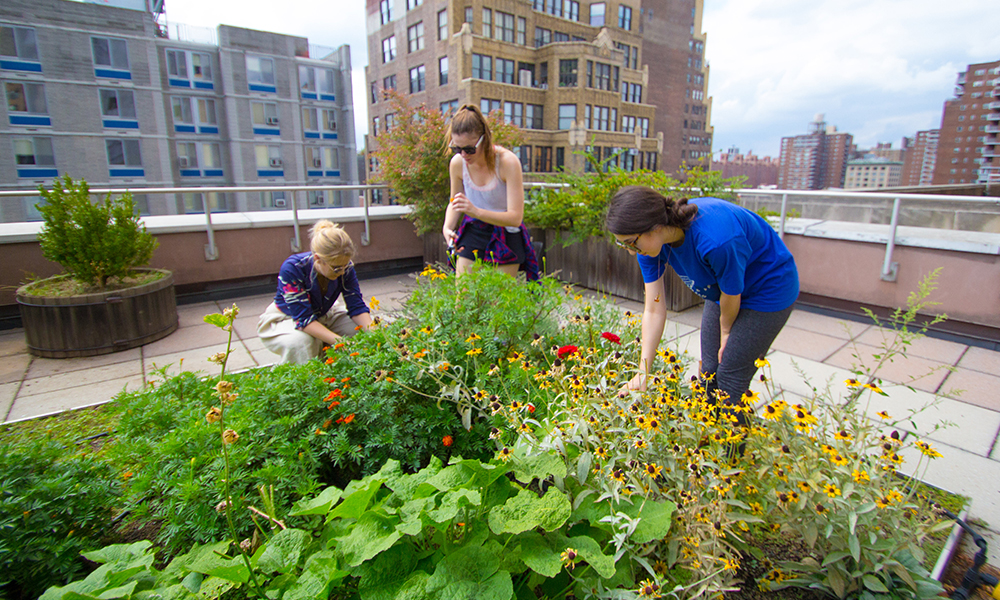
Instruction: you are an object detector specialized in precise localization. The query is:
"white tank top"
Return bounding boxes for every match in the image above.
[462,156,520,233]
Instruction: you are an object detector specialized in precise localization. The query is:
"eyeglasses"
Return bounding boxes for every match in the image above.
[450,135,484,156]
[326,260,354,276]
[614,235,641,251]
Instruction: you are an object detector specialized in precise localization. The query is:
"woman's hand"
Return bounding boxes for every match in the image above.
[442,225,457,247]
[449,192,477,220]
[718,331,730,363]
[618,371,646,396]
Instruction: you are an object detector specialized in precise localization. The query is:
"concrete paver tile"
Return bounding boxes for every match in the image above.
[0,331,27,357]
[177,301,222,328]
[228,295,274,320]
[785,310,871,340]
[938,367,1000,412]
[661,320,699,344]
[824,342,952,394]
[145,342,259,379]
[19,360,144,397]
[671,329,702,363]
[0,353,31,385]
[762,351,855,400]
[231,317,260,342]
[25,347,142,379]
[854,327,968,364]
[958,346,1000,376]
[0,382,18,422]
[242,335,267,354]
[871,388,1000,456]
[665,305,704,330]
[142,323,231,357]
[5,375,145,423]
[770,328,848,363]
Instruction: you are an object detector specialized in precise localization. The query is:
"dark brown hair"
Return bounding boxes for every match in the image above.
[605,186,699,235]
[445,104,496,172]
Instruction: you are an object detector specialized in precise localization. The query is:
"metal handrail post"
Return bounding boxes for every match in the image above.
[290,190,302,252]
[203,198,218,261]
[778,193,788,240]
[361,187,371,246]
[881,197,901,282]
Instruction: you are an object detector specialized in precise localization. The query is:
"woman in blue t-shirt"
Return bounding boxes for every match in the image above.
[606,186,799,417]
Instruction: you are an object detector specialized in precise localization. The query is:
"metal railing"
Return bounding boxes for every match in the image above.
[735,188,1000,282]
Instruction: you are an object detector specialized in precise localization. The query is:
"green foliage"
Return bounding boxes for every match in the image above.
[523,150,745,246]
[35,175,158,289]
[0,437,120,599]
[371,90,524,235]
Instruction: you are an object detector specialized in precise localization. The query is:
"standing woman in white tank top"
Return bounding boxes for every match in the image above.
[442,105,539,280]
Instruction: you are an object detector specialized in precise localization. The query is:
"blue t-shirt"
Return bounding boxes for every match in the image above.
[274,252,370,329]
[636,197,799,312]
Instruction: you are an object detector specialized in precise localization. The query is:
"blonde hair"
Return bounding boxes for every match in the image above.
[445,104,497,173]
[309,220,355,262]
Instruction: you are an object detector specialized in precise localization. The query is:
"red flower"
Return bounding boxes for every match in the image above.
[343,413,355,424]
[557,345,578,359]
[527,403,536,413]
[323,376,337,383]
[601,332,621,344]
[442,435,454,447]
[327,400,340,410]
[325,389,342,401]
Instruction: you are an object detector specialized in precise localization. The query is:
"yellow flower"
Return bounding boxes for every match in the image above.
[419,326,434,334]
[831,453,849,466]
[465,333,482,343]
[369,297,380,310]
[852,469,870,483]
[742,389,759,404]
[721,557,740,572]
[222,429,239,444]
[755,357,770,368]
[762,403,783,421]
[798,481,811,493]
[595,447,609,460]
[637,579,661,598]
[863,382,884,394]
[876,496,891,509]
[833,429,853,442]
[560,548,579,570]
[914,440,943,458]
[824,484,841,498]
[877,410,891,420]
[497,447,513,462]
[644,462,662,478]
[844,378,861,387]
[466,348,483,356]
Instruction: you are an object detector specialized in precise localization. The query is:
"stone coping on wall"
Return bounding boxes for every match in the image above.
[0,205,413,244]
[780,218,1000,256]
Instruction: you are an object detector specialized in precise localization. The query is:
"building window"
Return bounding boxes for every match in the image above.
[515,146,531,172]
[409,65,426,92]
[372,116,380,136]
[472,54,492,80]
[382,35,397,63]
[255,144,282,170]
[590,3,605,26]
[99,88,136,121]
[166,49,213,87]
[495,11,515,42]
[106,139,142,168]
[534,27,552,47]
[587,61,613,90]
[13,136,55,167]
[482,8,492,37]
[480,98,501,115]
[407,22,424,53]
[525,104,543,129]
[385,113,395,131]
[535,146,553,172]
[5,81,48,120]
[558,104,576,129]
[495,58,514,84]
[618,5,632,29]
[504,101,523,126]
[565,1,580,21]
[439,56,449,85]
[407,0,423,9]
[559,59,577,87]
[383,74,397,92]
[246,55,275,90]
[440,99,459,114]
[554,31,569,42]
[370,82,378,104]
[380,0,391,24]
[0,26,40,62]
[438,9,448,40]
[517,17,526,45]
[251,101,280,128]
[303,107,319,132]
[92,36,129,71]
[465,7,473,23]
[183,192,226,213]
[171,97,193,125]
[555,147,565,170]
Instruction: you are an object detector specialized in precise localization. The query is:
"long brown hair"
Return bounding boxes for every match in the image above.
[605,186,699,235]
[445,104,497,172]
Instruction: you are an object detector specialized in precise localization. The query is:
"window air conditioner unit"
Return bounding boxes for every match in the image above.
[313,158,322,168]
[328,121,337,130]
[519,70,532,87]
[269,158,283,167]
[178,157,190,167]
[274,197,286,207]
[266,116,279,125]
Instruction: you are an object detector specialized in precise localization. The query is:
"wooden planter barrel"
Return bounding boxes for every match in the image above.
[16,268,178,358]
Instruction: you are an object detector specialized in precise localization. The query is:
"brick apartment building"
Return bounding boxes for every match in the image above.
[900,129,938,187]
[711,147,778,188]
[0,0,359,223]
[777,115,853,190]
[843,156,902,189]
[363,0,712,178]
[932,60,1000,186]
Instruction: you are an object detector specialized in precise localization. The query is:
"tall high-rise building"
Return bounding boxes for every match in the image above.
[363,0,712,177]
[900,129,938,187]
[0,0,359,223]
[777,115,853,190]
[931,60,1000,186]
[712,147,778,188]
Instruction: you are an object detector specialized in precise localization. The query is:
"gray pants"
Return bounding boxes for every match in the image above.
[257,299,357,364]
[700,301,793,406]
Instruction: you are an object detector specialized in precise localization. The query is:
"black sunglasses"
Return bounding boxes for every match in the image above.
[450,135,484,155]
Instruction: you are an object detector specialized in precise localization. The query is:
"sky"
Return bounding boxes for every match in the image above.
[159,0,1000,159]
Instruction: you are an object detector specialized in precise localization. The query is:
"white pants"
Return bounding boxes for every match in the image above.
[257,299,357,364]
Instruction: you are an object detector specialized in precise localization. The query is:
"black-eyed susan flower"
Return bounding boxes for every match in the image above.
[824,484,841,498]
[834,429,853,441]
[419,325,434,334]
[637,579,661,598]
[877,410,891,419]
[489,427,502,440]
[852,469,870,483]
[844,378,861,387]
[831,453,849,466]
[644,462,662,478]
[560,548,579,570]
[915,439,942,458]
[815,503,828,515]
[876,496,891,509]
[762,403,782,420]
[611,468,626,483]
[798,481,812,493]
[497,447,512,462]
[595,446,609,460]
[633,437,648,450]
[465,333,482,343]
[466,347,483,356]
[863,382,884,394]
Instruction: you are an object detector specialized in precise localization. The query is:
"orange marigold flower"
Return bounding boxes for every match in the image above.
[343,413,355,424]
[349,352,359,357]
[323,376,337,383]
[333,342,345,350]
[442,435,454,447]
[342,377,350,383]
[323,419,333,428]
[325,357,334,365]
[325,389,343,400]
[327,400,340,410]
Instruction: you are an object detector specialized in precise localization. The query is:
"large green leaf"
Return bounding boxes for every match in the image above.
[81,541,153,565]
[257,528,311,574]
[488,488,571,535]
[516,533,562,578]
[186,542,249,584]
[426,541,512,600]
[628,500,676,545]
[289,486,344,516]
[357,544,419,600]
[284,551,348,600]
[428,489,482,524]
[329,478,384,521]
[393,572,433,600]
[512,451,566,484]
[552,534,616,579]
[336,509,403,567]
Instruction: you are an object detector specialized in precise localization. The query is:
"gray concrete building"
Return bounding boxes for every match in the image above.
[0,0,358,223]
